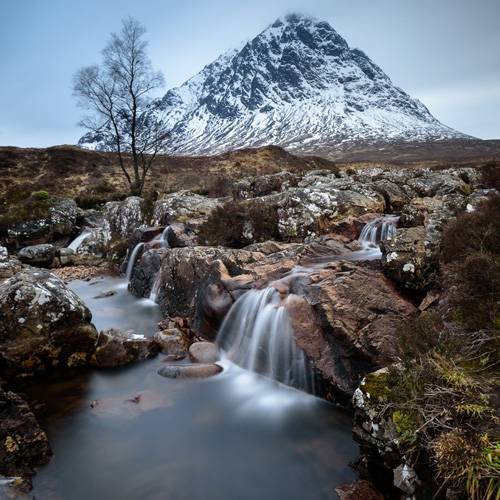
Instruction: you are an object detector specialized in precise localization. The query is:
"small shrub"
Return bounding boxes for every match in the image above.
[198,199,279,248]
[31,190,50,201]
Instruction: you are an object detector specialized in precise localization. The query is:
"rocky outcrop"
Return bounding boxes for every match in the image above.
[0,389,52,490]
[17,244,56,268]
[0,269,98,376]
[134,246,263,320]
[7,198,78,247]
[91,329,158,367]
[296,263,416,399]
[152,191,223,226]
[232,171,299,199]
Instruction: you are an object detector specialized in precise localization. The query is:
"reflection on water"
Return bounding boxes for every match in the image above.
[29,277,358,500]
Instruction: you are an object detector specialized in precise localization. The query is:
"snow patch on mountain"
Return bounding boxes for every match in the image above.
[80,14,470,156]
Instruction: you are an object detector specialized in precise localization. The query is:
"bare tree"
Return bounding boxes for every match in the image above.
[73,17,168,195]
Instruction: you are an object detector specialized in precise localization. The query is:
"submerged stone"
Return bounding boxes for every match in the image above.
[158,363,222,379]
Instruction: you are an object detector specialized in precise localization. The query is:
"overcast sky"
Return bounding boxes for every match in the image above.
[1,0,499,147]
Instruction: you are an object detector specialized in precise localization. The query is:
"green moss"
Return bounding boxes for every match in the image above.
[31,190,50,201]
[392,410,418,446]
[362,371,392,402]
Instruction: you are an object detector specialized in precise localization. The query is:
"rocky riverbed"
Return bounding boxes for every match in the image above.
[0,163,498,498]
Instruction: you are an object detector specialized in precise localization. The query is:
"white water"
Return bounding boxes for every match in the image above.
[217,287,315,393]
[125,242,144,282]
[159,225,171,248]
[358,215,398,250]
[149,272,162,302]
[67,229,91,251]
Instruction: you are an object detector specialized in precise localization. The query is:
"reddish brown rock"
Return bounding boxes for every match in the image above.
[335,480,384,500]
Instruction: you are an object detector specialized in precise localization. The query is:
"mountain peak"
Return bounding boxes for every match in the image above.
[80,15,468,157]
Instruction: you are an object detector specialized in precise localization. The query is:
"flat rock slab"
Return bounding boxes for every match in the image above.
[188,342,219,364]
[158,363,222,379]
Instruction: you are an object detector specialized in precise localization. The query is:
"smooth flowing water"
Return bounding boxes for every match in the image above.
[28,277,358,500]
[217,288,315,393]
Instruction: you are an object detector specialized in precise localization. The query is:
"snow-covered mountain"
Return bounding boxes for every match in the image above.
[80,14,469,156]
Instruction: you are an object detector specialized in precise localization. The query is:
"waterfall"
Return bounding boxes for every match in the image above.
[125,242,144,281]
[217,287,315,393]
[149,272,162,302]
[159,225,171,248]
[67,229,91,251]
[351,214,398,260]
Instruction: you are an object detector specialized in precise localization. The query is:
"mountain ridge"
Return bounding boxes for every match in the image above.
[80,13,471,157]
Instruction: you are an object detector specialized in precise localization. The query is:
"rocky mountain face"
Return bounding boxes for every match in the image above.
[81,14,469,156]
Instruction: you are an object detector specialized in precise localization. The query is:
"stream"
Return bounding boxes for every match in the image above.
[28,276,359,500]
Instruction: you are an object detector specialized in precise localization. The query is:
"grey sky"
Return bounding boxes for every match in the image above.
[1,0,499,147]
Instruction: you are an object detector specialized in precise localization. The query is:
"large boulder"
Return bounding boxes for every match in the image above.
[103,196,145,240]
[0,389,52,490]
[0,269,98,376]
[17,244,56,268]
[295,263,416,399]
[47,198,78,236]
[147,246,262,320]
[152,191,223,226]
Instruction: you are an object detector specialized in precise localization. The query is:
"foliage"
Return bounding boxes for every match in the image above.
[369,196,500,499]
[198,199,280,248]
[0,189,54,236]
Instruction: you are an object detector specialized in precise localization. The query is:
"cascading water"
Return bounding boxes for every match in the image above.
[147,225,171,301]
[217,287,315,393]
[67,229,91,251]
[125,242,144,282]
[159,225,171,248]
[349,214,399,260]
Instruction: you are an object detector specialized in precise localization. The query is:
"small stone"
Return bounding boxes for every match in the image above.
[188,342,219,364]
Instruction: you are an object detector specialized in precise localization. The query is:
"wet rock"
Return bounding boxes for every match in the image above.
[152,191,223,226]
[17,244,56,268]
[193,260,254,339]
[0,389,52,488]
[0,247,8,263]
[92,290,116,299]
[158,363,222,379]
[57,247,75,266]
[91,329,158,368]
[153,329,188,358]
[103,196,145,240]
[297,263,416,399]
[0,269,98,376]
[381,226,438,290]
[155,246,262,319]
[335,480,384,500]
[189,342,219,364]
[128,248,165,298]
